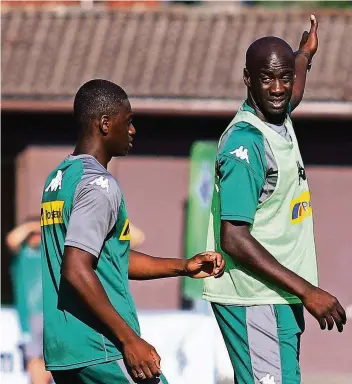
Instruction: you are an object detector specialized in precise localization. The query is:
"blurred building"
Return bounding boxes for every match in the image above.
[1,2,352,379]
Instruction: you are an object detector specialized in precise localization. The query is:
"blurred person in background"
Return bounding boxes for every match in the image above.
[6,219,52,384]
[203,15,347,384]
[40,79,225,384]
[129,222,146,249]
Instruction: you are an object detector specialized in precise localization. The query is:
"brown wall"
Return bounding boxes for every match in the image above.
[16,146,352,374]
[110,156,189,310]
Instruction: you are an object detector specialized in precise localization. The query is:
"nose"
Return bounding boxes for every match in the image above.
[129,124,136,136]
[270,79,285,96]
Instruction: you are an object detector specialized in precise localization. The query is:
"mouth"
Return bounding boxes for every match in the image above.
[268,98,286,109]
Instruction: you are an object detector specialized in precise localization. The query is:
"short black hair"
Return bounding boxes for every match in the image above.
[246,36,294,74]
[73,79,128,131]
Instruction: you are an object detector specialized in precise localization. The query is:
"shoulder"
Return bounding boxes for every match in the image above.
[75,158,121,206]
[218,122,265,162]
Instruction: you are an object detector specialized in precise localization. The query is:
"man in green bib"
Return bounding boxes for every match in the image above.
[203,15,346,384]
[40,79,225,384]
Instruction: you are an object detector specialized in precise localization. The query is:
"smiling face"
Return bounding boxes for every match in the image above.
[244,37,295,123]
[252,53,295,117]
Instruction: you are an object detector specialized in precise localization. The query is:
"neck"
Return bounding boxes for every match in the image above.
[72,138,111,169]
[247,94,286,125]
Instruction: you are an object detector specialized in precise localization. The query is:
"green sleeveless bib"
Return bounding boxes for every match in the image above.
[203,103,318,305]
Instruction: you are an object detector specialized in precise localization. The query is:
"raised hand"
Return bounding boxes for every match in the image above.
[298,14,319,59]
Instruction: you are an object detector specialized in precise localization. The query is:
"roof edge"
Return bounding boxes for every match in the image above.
[2,98,352,119]
[2,6,352,17]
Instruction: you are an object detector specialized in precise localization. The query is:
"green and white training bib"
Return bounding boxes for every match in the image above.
[203,102,318,305]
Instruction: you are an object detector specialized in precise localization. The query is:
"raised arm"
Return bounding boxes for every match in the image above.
[128,250,225,280]
[6,220,40,254]
[290,15,319,111]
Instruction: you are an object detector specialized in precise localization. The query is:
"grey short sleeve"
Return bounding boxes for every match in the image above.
[65,166,121,257]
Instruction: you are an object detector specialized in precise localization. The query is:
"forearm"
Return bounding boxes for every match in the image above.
[62,264,137,344]
[6,222,37,253]
[129,250,186,280]
[222,230,313,299]
[291,53,310,111]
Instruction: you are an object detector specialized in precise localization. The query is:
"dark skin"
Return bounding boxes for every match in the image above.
[223,15,346,332]
[64,98,225,382]
[244,46,295,125]
[291,14,319,110]
[244,15,319,124]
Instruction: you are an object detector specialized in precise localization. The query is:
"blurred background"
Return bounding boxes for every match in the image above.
[1,1,352,383]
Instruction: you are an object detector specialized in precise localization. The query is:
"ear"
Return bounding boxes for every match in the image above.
[293,73,297,85]
[100,115,110,135]
[243,68,251,88]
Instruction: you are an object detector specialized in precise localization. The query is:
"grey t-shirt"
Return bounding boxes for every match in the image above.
[259,123,292,203]
[64,154,122,257]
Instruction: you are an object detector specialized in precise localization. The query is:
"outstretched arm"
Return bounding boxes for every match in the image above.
[128,250,225,280]
[291,15,319,111]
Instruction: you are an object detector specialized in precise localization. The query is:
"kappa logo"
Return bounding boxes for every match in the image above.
[230,146,250,163]
[45,170,63,192]
[260,374,276,384]
[89,176,110,193]
[119,219,131,241]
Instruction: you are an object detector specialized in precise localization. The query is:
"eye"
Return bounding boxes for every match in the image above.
[282,76,291,83]
[260,76,271,84]
[281,74,293,83]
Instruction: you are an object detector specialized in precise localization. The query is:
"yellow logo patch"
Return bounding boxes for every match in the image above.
[41,201,64,226]
[290,191,312,224]
[119,219,131,241]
